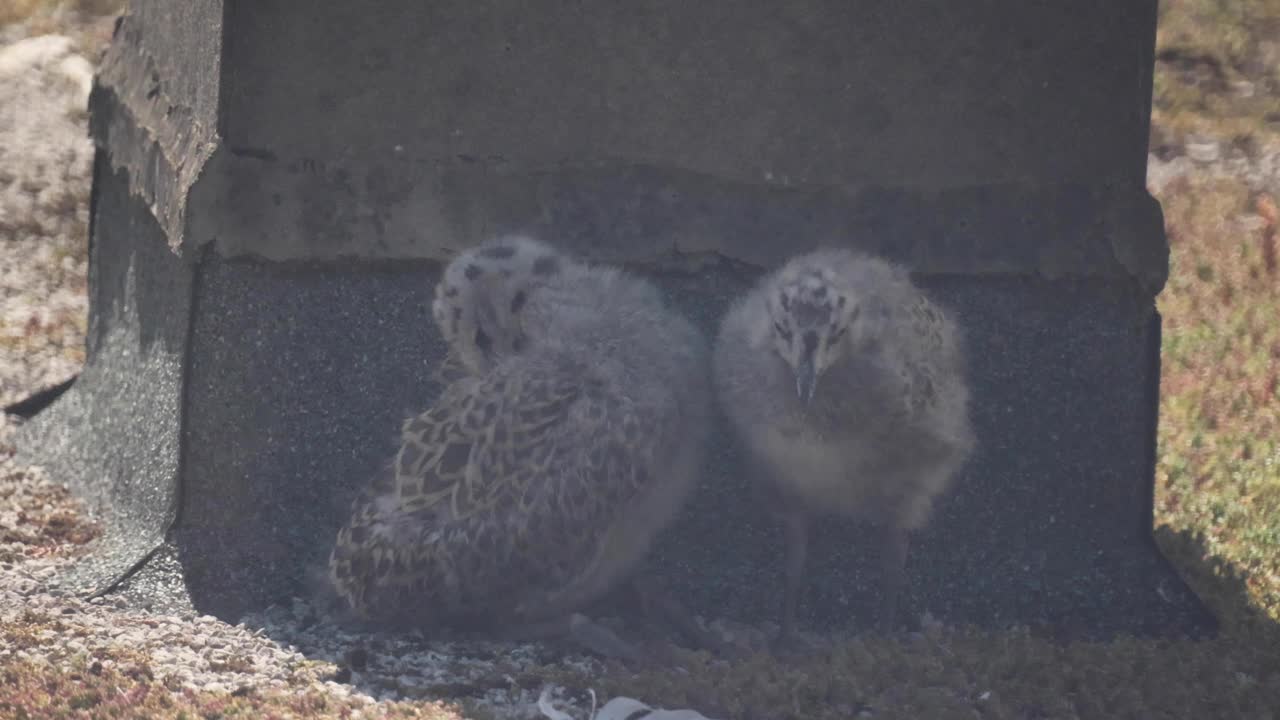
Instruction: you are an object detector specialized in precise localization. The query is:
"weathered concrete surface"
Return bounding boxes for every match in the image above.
[17,0,1214,637]
[89,0,221,251]
[215,2,1153,192]
[128,0,1160,270]
[195,162,1171,294]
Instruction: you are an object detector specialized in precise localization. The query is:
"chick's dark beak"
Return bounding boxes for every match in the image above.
[795,358,817,405]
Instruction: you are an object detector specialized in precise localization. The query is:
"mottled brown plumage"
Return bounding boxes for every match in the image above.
[329,236,711,658]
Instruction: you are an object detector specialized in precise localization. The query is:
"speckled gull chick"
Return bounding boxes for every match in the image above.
[713,248,974,648]
[328,235,714,661]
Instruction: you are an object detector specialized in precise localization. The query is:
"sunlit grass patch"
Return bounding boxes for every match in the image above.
[0,610,467,719]
[1154,172,1280,623]
[0,658,466,720]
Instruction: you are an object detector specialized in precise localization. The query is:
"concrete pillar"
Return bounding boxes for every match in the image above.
[19,0,1213,637]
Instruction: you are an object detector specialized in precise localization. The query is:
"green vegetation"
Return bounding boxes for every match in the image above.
[1154,175,1280,628]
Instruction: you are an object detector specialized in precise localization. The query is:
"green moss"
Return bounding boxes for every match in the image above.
[1155,172,1280,623]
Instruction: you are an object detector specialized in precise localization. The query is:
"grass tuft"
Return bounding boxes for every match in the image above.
[1154,176,1280,623]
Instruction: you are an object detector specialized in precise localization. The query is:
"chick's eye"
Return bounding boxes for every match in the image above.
[474,328,492,354]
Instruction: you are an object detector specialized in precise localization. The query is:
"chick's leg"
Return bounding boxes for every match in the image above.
[878,524,909,632]
[777,511,810,647]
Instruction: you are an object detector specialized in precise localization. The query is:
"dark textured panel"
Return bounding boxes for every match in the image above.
[173,257,448,618]
[15,154,192,595]
[649,269,1210,639]
[164,256,1210,637]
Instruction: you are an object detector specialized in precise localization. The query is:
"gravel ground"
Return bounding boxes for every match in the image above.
[0,33,91,408]
[1,414,435,713]
[2,15,1277,720]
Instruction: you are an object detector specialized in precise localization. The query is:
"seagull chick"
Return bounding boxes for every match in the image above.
[713,248,974,648]
[329,235,714,662]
